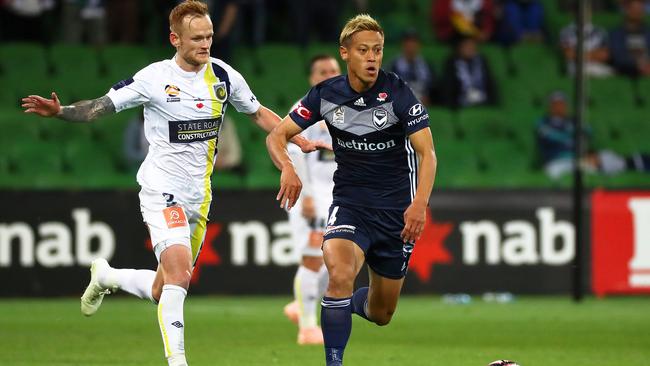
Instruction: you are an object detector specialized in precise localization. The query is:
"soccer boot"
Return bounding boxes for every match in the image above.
[80,258,116,316]
[297,326,324,345]
[283,300,300,325]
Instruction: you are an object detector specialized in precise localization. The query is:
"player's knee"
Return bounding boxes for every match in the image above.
[328,267,355,286]
[327,267,355,295]
[164,269,192,290]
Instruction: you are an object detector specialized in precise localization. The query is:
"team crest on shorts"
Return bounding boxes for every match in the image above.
[372,108,388,129]
[213,82,228,103]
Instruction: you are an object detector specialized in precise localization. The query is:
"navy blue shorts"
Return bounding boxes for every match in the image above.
[323,204,414,279]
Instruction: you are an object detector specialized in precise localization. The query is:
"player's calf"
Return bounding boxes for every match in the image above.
[367,306,395,326]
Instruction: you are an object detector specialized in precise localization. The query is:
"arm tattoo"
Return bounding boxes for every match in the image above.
[59,95,116,122]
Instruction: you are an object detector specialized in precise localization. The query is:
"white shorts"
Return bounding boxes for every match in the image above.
[139,187,209,264]
[288,197,322,258]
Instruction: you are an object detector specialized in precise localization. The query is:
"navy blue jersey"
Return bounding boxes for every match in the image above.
[289,70,430,210]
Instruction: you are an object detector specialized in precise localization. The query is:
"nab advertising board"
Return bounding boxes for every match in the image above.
[0,189,644,297]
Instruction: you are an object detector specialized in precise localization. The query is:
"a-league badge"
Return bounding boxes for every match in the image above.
[333,107,345,125]
[372,108,388,129]
[213,82,228,103]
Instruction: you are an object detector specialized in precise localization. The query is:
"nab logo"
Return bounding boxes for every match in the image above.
[408,103,423,117]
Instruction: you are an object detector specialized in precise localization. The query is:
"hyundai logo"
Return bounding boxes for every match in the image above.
[408,103,423,116]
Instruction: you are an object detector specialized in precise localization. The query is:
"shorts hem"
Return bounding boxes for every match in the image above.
[153,239,192,261]
[323,232,369,254]
[367,263,406,280]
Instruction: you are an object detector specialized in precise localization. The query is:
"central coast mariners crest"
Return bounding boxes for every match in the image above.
[372,108,388,129]
[213,81,228,103]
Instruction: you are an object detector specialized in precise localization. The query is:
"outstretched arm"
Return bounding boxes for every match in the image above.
[22,92,115,122]
[266,115,305,210]
[401,128,437,243]
[249,106,330,153]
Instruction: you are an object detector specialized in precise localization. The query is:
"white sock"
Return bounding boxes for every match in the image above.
[317,264,329,299]
[167,354,188,366]
[294,265,320,329]
[99,268,156,302]
[158,284,187,363]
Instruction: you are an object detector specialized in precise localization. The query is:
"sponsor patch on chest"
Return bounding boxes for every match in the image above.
[168,118,222,143]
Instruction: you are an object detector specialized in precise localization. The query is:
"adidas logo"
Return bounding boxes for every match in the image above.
[354,97,366,107]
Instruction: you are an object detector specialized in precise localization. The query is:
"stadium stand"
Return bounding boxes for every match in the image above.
[1,0,649,190]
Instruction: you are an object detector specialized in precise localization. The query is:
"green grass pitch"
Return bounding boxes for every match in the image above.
[1,296,649,365]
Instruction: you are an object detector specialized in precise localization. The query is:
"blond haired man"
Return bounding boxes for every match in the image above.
[267,15,437,365]
[21,1,320,365]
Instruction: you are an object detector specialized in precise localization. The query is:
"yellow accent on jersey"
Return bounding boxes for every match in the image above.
[189,63,222,262]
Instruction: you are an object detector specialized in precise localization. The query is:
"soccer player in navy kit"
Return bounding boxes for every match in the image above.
[266,14,437,366]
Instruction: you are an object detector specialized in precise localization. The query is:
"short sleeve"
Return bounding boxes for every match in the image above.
[228,68,261,114]
[106,67,152,113]
[394,81,430,135]
[288,86,322,130]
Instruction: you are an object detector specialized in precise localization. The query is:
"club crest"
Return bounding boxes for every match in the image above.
[213,82,228,103]
[372,108,388,129]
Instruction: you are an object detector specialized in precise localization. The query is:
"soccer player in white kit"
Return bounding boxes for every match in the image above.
[283,55,341,345]
[21,2,322,365]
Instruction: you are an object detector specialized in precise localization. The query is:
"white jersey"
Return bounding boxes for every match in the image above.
[301,121,335,200]
[288,102,336,228]
[107,56,260,204]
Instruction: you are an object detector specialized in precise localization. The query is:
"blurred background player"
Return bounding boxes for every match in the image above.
[267,15,436,365]
[20,1,320,365]
[536,91,650,179]
[283,54,341,345]
[389,28,437,106]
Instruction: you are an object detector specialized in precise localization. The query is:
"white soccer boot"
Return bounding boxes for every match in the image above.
[80,258,116,316]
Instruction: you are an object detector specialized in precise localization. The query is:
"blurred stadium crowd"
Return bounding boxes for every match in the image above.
[0,0,649,189]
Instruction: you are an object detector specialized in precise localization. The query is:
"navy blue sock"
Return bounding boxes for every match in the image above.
[351,287,371,322]
[321,296,352,366]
